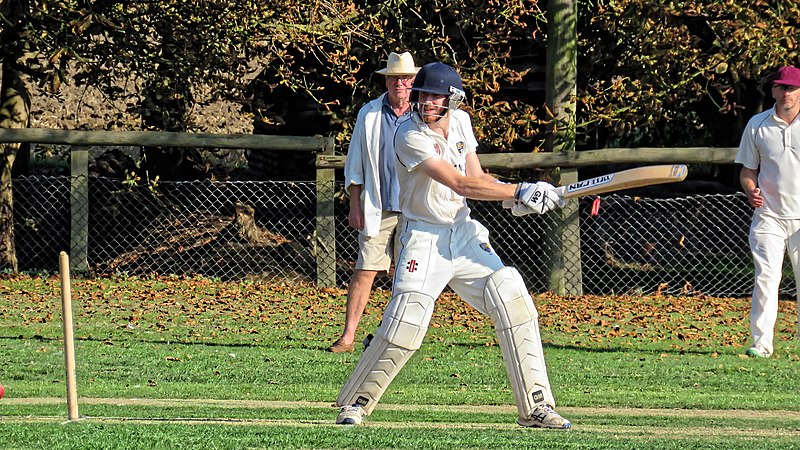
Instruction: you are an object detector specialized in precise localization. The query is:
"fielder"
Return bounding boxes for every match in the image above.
[335,62,571,429]
[736,65,800,358]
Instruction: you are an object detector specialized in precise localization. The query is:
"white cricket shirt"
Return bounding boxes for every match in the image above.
[394,109,479,224]
[735,106,800,218]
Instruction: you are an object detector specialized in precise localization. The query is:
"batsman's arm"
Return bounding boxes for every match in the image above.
[419,156,517,201]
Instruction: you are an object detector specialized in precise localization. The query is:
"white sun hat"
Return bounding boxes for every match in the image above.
[375,52,420,76]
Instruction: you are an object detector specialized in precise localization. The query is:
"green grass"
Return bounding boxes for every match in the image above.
[1,273,800,449]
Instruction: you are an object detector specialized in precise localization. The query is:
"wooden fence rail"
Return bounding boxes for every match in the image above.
[317,147,738,170]
[0,128,739,291]
[0,128,329,151]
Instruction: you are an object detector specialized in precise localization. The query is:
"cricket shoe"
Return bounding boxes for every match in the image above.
[336,404,366,425]
[745,345,771,358]
[518,404,572,429]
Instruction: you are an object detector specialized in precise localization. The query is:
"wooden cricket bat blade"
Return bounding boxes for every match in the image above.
[557,164,688,199]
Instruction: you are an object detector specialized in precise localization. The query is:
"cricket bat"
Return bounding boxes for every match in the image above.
[556,164,688,199]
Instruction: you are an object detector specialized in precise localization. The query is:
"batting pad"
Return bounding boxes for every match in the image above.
[484,267,555,418]
[336,292,435,414]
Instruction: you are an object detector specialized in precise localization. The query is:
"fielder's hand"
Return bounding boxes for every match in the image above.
[506,181,565,215]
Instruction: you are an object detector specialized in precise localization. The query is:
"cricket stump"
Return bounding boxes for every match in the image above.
[59,251,80,421]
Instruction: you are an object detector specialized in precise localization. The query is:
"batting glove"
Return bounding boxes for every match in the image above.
[508,182,564,215]
[534,181,566,208]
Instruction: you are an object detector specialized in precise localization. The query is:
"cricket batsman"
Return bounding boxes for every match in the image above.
[334,62,571,429]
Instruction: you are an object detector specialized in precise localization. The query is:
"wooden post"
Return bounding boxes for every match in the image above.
[59,251,80,421]
[545,0,581,295]
[551,169,581,294]
[70,147,89,274]
[315,137,337,288]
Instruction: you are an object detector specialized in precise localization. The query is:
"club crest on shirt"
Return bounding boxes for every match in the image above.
[479,243,494,254]
[456,141,465,155]
[434,143,443,156]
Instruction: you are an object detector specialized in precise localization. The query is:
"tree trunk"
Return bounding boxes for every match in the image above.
[544,0,580,295]
[0,64,31,272]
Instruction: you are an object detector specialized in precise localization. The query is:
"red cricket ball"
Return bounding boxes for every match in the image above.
[0,384,4,399]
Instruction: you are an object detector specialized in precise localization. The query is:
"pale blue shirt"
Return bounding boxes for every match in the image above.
[378,96,407,212]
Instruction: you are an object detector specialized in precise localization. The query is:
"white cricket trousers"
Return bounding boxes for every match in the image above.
[748,211,800,354]
[393,218,505,302]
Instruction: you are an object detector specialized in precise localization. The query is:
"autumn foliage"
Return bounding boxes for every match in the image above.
[6,273,799,354]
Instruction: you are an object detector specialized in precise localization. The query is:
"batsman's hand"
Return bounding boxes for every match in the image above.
[506,181,565,216]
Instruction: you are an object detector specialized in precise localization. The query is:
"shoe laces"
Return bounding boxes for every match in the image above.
[535,404,557,414]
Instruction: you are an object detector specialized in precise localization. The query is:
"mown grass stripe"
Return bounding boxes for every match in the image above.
[6,397,800,420]
[3,415,799,439]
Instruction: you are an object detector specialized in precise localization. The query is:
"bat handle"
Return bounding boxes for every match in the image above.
[555,186,567,199]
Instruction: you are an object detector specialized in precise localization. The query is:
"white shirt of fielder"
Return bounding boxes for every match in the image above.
[735,105,800,218]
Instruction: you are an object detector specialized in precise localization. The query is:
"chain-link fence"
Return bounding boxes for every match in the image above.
[11,175,795,298]
[14,176,319,282]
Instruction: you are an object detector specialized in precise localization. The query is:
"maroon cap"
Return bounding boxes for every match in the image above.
[771,66,800,87]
